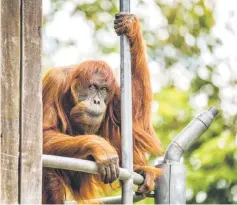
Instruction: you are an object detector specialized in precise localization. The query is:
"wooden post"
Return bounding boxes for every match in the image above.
[0,0,21,203]
[0,0,42,203]
[20,0,42,203]
[0,0,2,200]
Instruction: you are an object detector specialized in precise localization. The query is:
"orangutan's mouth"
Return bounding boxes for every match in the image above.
[85,109,103,118]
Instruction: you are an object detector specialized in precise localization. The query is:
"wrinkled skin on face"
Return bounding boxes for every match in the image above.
[70,73,110,135]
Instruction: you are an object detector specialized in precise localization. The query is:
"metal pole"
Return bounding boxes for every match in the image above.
[65,194,148,205]
[120,0,133,204]
[42,155,143,185]
[155,106,218,204]
[164,106,218,162]
[91,193,146,204]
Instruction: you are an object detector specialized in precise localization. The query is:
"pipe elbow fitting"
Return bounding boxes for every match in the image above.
[164,141,184,162]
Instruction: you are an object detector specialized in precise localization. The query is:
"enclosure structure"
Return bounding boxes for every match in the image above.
[0,0,135,203]
[0,0,218,204]
[42,106,218,204]
[0,0,42,203]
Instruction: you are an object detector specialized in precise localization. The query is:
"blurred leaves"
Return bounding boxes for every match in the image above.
[44,0,237,203]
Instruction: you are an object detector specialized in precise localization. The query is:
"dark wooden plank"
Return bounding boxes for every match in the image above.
[0,0,21,203]
[0,0,2,199]
[20,0,42,203]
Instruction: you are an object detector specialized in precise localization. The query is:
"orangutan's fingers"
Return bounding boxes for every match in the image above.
[109,164,118,183]
[115,27,127,36]
[136,173,154,196]
[104,166,111,184]
[98,165,106,182]
[114,22,125,30]
[115,12,129,19]
[115,165,120,179]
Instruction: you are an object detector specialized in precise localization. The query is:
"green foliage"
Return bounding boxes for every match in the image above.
[156,0,215,56]
[45,0,237,203]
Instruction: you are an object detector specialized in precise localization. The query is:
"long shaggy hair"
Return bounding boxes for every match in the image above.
[42,60,161,202]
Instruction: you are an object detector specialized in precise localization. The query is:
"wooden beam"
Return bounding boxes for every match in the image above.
[0,0,2,200]
[20,0,42,203]
[0,0,21,203]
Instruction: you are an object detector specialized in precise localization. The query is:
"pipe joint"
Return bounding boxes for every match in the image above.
[164,141,184,162]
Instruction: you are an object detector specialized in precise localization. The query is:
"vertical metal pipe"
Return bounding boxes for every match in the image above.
[120,0,133,204]
[154,106,218,204]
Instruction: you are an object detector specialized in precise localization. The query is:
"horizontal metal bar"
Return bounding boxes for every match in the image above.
[98,195,143,204]
[42,155,144,185]
[95,193,155,204]
[65,193,150,204]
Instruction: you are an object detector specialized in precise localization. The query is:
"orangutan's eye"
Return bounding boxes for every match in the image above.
[101,87,108,93]
[89,84,96,90]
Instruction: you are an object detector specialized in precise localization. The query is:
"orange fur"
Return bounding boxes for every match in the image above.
[42,16,162,204]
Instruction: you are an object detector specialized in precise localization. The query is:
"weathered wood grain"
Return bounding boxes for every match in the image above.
[0,0,2,201]
[20,0,42,203]
[0,0,21,203]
